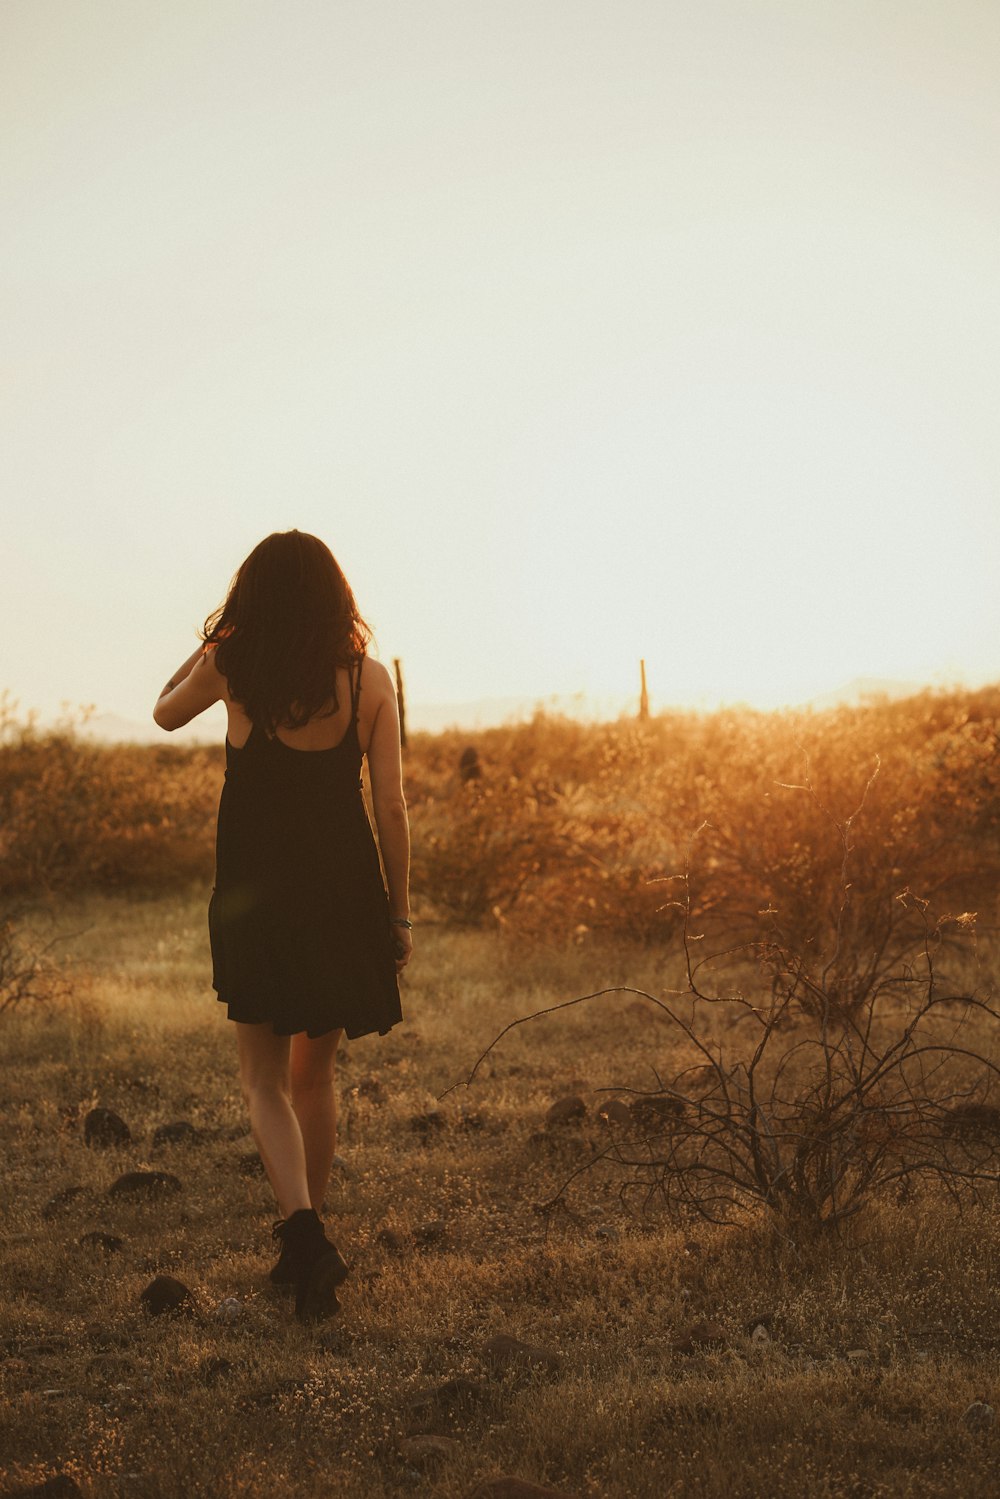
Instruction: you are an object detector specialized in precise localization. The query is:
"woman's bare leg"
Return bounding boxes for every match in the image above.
[235,1022,311,1219]
[289,1028,343,1212]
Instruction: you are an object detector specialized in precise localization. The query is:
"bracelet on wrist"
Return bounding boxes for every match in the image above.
[390,917,412,929]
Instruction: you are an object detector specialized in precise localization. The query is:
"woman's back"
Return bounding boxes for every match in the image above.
[209,654,402,1040]
[224,660,370,754]
[152,529,411,1042]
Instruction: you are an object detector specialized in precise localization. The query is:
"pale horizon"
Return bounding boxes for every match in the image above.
[12,665,995,749]
[4,1,999,727]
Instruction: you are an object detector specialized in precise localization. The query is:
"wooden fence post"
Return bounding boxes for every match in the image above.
[393,658,407,748]
[639,659,649,721]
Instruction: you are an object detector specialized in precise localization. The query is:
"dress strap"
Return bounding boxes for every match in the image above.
[349,656,364,725]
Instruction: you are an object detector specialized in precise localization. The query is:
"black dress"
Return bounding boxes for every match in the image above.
[208,657,403,1039]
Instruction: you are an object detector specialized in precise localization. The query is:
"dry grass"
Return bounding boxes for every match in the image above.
[3,892,1000,1498]
[5,688,1000,961]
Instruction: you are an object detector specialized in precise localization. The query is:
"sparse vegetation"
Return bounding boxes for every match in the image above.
[3,689,1000,1496]
[4,686,1000,947]
[0,902,73,1016]
[466,906,999,1238]
[0,695,217,897]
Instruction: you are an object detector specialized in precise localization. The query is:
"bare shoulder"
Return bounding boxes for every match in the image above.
[358,657,399,758]
[201,643,231,698]
[361,656,395,702]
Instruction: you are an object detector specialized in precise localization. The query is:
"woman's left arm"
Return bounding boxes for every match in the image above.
[153,644,224,731]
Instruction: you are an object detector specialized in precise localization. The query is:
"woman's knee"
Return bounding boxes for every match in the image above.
[289,1030,342,1094]
[235,1022,291,1105]
[240,1075,292,1108]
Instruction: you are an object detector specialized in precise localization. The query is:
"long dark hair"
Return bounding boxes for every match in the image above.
[201,530,372,733]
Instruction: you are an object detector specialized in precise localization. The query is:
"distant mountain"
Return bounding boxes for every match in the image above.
[799,677,932,712]
[76,710,224,746]
[73,695,634,743]
[48,677,963,745]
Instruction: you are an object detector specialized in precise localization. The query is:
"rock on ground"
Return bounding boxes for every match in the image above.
[83,1107,131,1147]
[139,1274,196,1317]
[545,1096,587,1127]
[108,1170,181,1198]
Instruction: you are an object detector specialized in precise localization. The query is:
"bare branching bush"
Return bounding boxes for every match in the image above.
[635,915,997,1233]
[457,769,1000,1239]
[0,903,73,1014]
[461,931,1000,1238]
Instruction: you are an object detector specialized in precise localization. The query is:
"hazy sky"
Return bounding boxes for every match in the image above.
[3,0,999,729]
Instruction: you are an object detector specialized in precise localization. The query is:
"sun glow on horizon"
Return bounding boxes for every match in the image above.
[2,1,999,727]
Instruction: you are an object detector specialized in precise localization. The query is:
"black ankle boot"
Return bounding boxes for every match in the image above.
[268,1221,299,1286]
[271,1208,349,1322]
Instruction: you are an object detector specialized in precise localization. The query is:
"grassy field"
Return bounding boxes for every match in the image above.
[3,890,1000,1498]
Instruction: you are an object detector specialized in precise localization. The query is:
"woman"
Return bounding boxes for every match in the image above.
[153,529,411,1322]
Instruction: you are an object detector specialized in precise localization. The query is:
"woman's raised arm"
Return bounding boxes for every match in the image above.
[153,644,224,731]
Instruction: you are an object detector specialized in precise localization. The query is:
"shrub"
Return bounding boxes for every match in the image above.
[464,933,1000,1239]
[2,686,999,954]
[0,902,71,1014]
[0,696,219,895]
